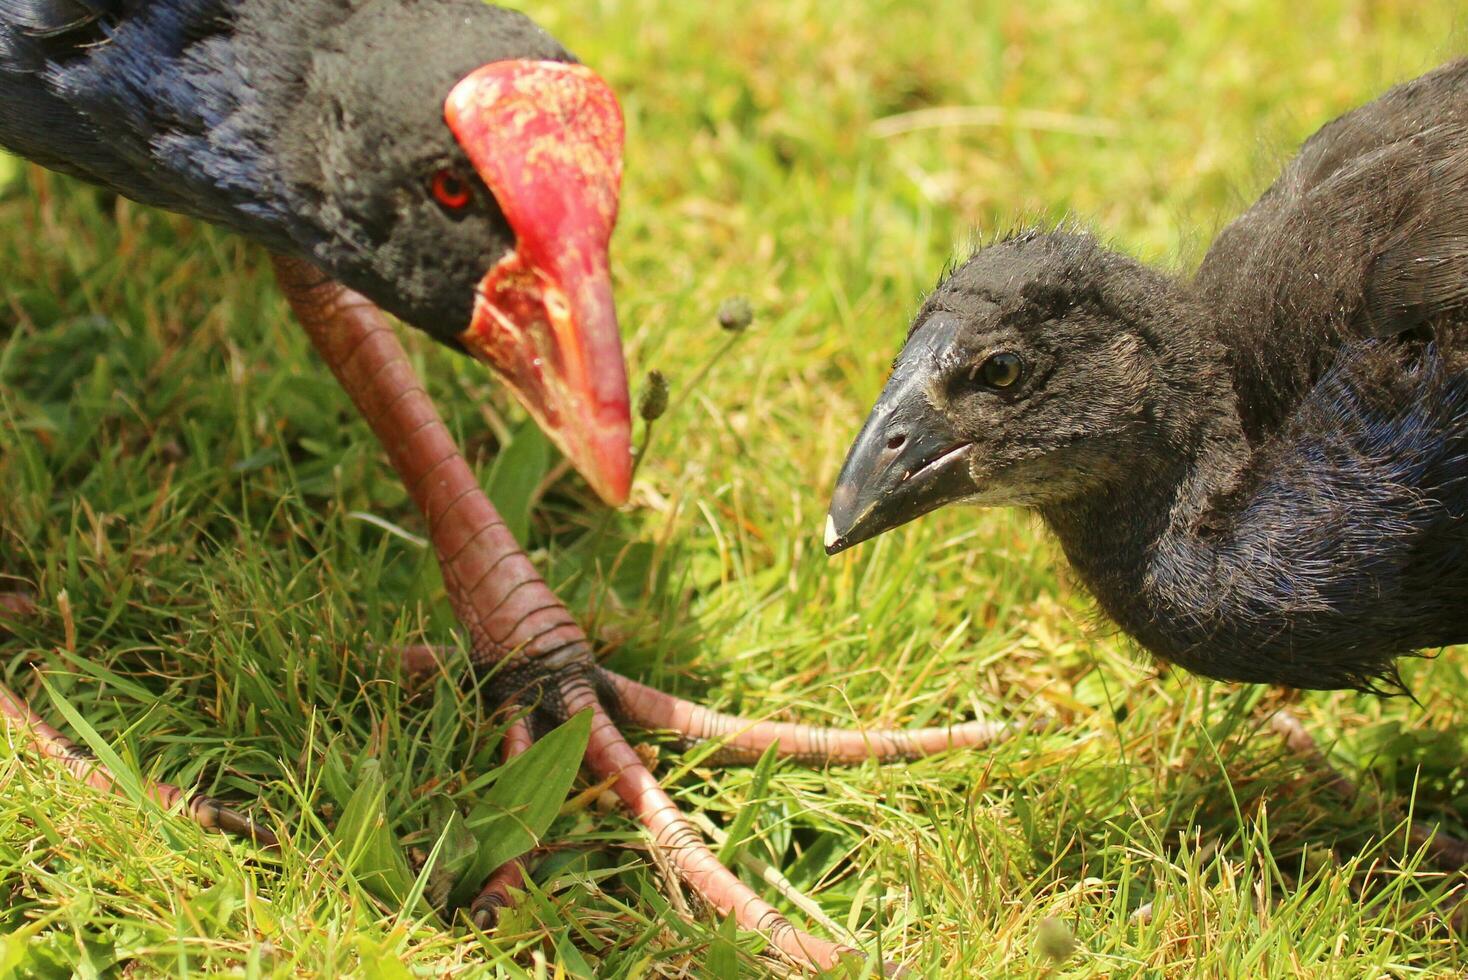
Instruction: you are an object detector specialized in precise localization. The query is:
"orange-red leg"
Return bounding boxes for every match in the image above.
[1270,708,1468,868]
[275,257,913,971]
[0,676,277,846]
[600,667,1043,765]
[0,592,276,845]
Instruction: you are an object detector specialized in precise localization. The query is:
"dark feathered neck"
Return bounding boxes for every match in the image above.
[1038,300,1458,691]
[1033,288,1270,679]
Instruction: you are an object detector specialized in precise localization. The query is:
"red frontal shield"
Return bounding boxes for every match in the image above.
[445,60,631,506]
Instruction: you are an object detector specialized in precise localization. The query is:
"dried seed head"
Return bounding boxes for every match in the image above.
[1035,917,1076,962]
[716,296,754,332]
[639,370,669,422]
[634,741,660,769]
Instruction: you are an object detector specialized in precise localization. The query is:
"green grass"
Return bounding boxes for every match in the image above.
[3,1,1467,975]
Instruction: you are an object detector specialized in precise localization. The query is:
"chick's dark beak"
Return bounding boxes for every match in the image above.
[825,316,979,555]
[445,60,631,506]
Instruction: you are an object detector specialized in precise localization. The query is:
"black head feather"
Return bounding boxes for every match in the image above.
[0,0,573,342]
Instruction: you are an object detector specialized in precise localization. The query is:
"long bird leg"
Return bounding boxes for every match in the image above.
[401,647,1038,766]
[0,678,278,846]
[1270,708,1468,868]
[599,667,1043,765]
[0,594,277,845]
[0,592,37,621]
[274,256,886,972]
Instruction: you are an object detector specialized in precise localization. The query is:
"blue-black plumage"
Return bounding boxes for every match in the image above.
[0,0,115,37]
[1,0,634,501]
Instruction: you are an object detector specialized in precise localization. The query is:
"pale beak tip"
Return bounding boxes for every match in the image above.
[824,514,840,552]
[588,433,633,508]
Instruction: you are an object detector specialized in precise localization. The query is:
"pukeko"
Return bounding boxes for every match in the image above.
[1,0,1010,970]
[826,57,1468,853]
[827,51,1468,827]
[827,54,1468,689]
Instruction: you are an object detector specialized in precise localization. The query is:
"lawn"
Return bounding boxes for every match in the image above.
[2,0,1466,976]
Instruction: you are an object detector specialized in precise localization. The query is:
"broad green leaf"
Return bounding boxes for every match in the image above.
[551,927,596,979]
[353,938,415,980]
[485,420,550,545]
[397,819,451,928]
[717,740,780,864]
[423,796,480,911]
[704,914,740,980]
[332,758,421,915]
[185,881,243,933]
[0,921,44,977]
[8,928,82,980]
[449,709,592,908]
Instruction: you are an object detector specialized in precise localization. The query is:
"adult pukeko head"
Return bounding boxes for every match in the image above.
[1,0,632,503]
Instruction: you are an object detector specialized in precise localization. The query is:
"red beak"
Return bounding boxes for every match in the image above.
[445,60,631,506]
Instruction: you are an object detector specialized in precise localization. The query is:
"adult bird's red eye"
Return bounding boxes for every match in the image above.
[430,169,473,211]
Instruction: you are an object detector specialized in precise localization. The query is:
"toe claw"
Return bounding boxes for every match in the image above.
[191,794,280,848]
[470,899,501,931]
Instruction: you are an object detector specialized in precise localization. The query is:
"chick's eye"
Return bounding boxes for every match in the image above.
[973,352,1024,390]
[430,169,474,211]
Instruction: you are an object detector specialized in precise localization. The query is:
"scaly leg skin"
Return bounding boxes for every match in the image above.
[601,668,1044,765]
[0,677,278,846]
[0,595,278,846]
[1270,708,1468,869]
[275,254,1033,973]
[399,646,1041,766]
[0,592,38,621]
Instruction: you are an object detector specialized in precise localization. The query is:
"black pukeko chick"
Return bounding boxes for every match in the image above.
[827,57,1468,695]
[3,2,1002,970]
